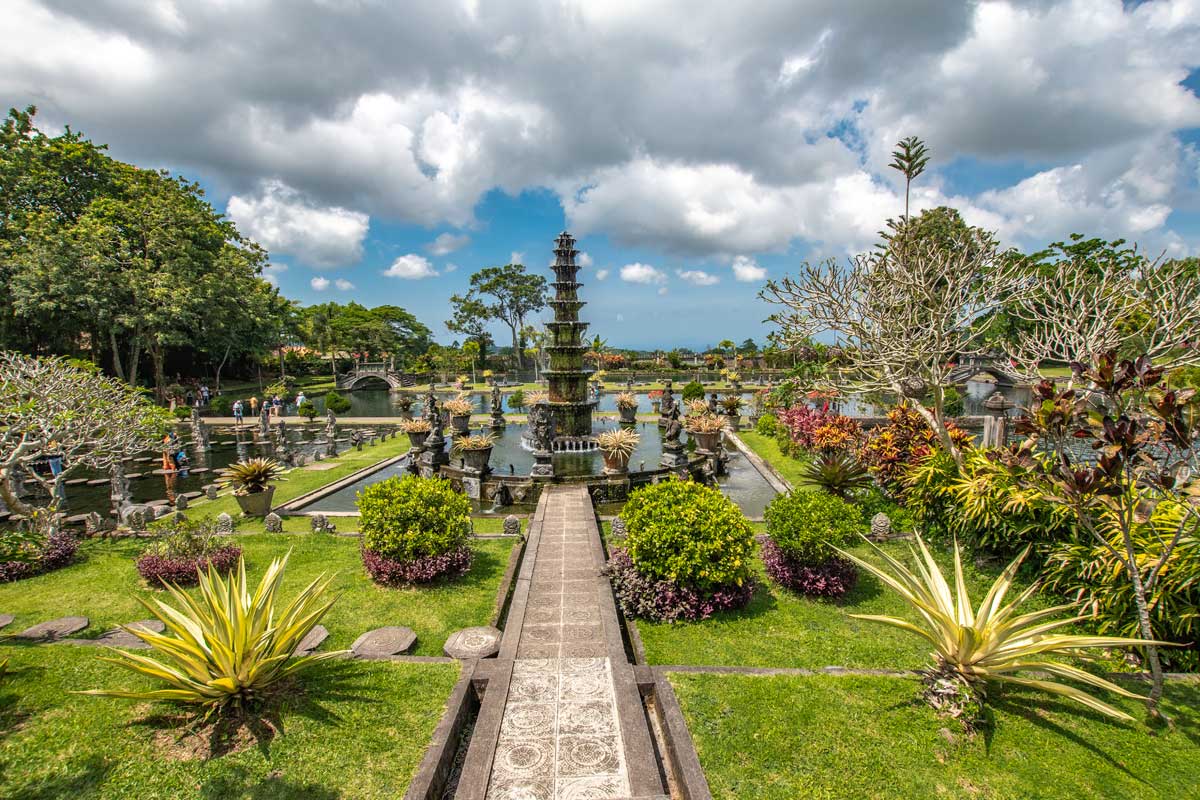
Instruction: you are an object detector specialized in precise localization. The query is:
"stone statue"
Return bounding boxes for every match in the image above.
[708,392,720,414]
[660,381,676,416]
[109,462,131,512]
[530,403,554,452]
[324,409,337,441]
[664,406,683,444]
[490,384,506,429]
[424,388,439,422]
[491,383,502,412]
[259,403,270,436]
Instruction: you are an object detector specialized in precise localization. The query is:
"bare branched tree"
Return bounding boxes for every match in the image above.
[1005,254,1200,382]
[761,235,1031,467]
[0,352,169,517]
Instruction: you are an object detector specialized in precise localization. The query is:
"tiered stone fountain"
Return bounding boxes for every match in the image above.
[543,231,597,450]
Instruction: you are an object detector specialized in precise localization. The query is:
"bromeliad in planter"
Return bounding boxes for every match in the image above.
[218,458,285,517]
[452,432,496,474]
[615,392,639,424]
[401,417,433,448]
[596,428,639,474]
[685,411,727,452]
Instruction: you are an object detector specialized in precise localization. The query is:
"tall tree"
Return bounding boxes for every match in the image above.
[463,263,547,370]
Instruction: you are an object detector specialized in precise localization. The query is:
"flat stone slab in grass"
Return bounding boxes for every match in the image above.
[443,626,502,660]
[296,625,329,656]
[304,463,338,471]
[75,619,165,648]
[0,614,13,629]
[16,616,89,641]
[351,626,416,659]
[65,478,89,486]
[86,478,108,486]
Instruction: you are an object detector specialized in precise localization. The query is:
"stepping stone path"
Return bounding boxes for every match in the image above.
[16,616,89,641]
[296,625,329,656]
[73,619,165,649]
[0,614,13,629]
[351,626,416,659]
[472,485,662,800]
[443,626,501,660]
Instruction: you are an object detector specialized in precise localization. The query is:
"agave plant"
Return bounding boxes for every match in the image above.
[685,413,727,434]
[400,417,432,433]
[443,397,474,416]
[614,392,638,410]
[596,427,640,458]
[452,432,496,453]
[797,452,873,498]
[218,458,285,495]
[83,553,341,716]
[839,534,1164,725]
[721,395,743,414]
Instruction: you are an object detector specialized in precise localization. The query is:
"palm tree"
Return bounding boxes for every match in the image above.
[589,334,609,369]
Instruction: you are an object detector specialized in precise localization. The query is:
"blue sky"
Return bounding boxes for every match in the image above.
[5,0,1200,349]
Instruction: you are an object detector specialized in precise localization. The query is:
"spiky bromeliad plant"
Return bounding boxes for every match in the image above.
[218,457,285,495]
[451,432,496,453]
[83,553,341,717]
[596,427,640,459]
[614,392,638,411]
[797,451,874,498]
[838,534,1164,727]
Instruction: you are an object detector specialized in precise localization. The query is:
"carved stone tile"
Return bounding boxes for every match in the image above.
[557,734,622,778]
[557,701,616,736]
[557,774,630,800]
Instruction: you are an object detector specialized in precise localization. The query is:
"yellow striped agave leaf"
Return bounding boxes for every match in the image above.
[81,551,344,714]
[837,533,1169,722]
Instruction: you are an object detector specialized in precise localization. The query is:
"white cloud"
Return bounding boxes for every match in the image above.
[227,180,369,268]
[577,251,594,268]
[310,276,330,291]
[383,253,438,279]
[427,232,469,255]
[620,263,666,284]
[445,262,459,272]
[261,262,287,285]
[510,251,525,264]
[676,269,720,286]
[595,268,610,281]
[657,286,668,296]
[334,278,355,290]
[731,255,767,283]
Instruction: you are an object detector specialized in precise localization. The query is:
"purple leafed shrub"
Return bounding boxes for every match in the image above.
[136,545,242,587]
[0,531,79,583]
[761,538,858,598]
[604,547,753,623]
[361,544,473,586]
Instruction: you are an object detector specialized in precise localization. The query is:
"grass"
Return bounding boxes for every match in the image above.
[671,672,1200,800]
[0,533,515,654]
[0,643,457,799]
[736,430,811,488]
[632,538,1029,670]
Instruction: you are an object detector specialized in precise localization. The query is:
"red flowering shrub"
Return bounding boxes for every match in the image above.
[0,531,79,583]
[761,539,858,598]
[776,406,862,454]
[361,544,473,585]
[604,547,753,622]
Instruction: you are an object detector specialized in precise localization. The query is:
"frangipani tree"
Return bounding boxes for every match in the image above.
[0,352,169,518]
[761,233,1031,468]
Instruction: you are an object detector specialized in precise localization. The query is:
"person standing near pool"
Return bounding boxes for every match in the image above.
[249,396,259,416]
[233,399,244,426]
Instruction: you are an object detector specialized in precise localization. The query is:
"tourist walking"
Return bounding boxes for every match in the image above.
[200,384,210,405]
[233,399,244,426]
[295,391,307,413]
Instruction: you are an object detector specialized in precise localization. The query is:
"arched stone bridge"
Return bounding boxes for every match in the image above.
[947,355,1019,387]
[335,363,413,391]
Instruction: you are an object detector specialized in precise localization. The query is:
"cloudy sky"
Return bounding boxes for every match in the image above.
[5,0,1199,349]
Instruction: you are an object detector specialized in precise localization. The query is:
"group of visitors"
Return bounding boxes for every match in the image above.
[228,393,307,427]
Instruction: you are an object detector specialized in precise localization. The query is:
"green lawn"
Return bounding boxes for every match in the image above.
[633,539,1027,670]
[672,672,1200,800]
[0,533,515,655]
[0,643,457,799]
[736,430,811,488]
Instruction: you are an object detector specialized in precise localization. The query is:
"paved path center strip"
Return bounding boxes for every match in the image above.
[478,484,663,800]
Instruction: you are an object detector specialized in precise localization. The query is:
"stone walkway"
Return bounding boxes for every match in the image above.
[464,484,665,800]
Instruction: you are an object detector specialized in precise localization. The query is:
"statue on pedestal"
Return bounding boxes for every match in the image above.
[490,384,506,429]
[529,403,554,477]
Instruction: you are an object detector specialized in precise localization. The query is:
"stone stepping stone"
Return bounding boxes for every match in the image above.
[65,478,89,486]
[86,478,108,486]
[0,614,13,629]
[16,616,89,641]
[182,491,203,500]
[74,619,165,649]
[351,626,416,659]
[125,472,143,480]
[191,467,210,474]
[443,626,501,660]
[151,468,175,476]
[147,499,170,508]
[296,625,329,656]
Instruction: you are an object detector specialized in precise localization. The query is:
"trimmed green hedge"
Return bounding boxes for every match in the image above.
[357,476,471,561]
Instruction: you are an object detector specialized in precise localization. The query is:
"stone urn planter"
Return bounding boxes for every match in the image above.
[618,405,637,424]
[450,414,471,436]
[234,486,275,518]
[691,430,722,453]
[407,430,430,450]
[602,450,631,474]
[725,413,742,430]
[460,445,493,474]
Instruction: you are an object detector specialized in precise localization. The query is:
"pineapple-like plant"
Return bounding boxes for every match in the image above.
[442,397,474,416]
[218,458,285,495]
[614,392,638,410]
[839,533,1166,726]
[596,428,640,459]
[797,452,873,498]
[400,417,432,433]
[83,553,341,716]
[452,432,496,453]
[685,414,727,434]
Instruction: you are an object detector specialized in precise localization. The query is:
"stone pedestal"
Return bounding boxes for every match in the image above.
[660,442,689,473]
[530,449,554,478]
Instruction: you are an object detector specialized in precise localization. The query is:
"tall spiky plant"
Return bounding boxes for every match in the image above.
[838,533,1166,726]
[83,553,342,717]
[888,135,930,224]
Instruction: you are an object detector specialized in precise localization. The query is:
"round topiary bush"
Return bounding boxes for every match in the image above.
[762,491,863,597]
[605,479,755,621]
[357,475,473,585]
